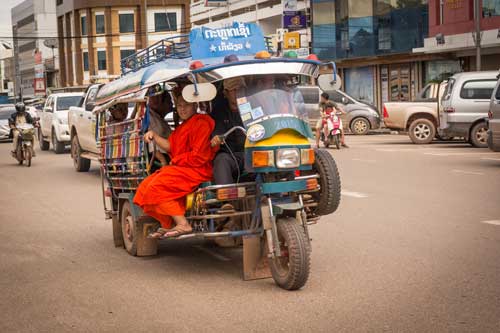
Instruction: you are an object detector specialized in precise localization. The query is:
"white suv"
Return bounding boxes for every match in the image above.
[38,93,83,153]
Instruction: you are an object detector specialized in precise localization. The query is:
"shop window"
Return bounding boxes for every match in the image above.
[95,14,105,34]
[97,50,106,70]
[83,51,89,71]
[154,12,177,32]
[119,13,135,33]
[81,16,87,36]
[120,49,135,61]
[483,0,500,17]
[460,80,497,100]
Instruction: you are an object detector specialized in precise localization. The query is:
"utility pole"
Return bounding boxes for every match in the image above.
[474,0,481,71]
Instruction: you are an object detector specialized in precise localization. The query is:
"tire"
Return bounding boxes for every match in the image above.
[38,129,49,151]
[25,147,32,167]
[112,213,124,248]
[309,149,341,215]
[350,117,370,135]
[269,218,311,290]
[71,134,91,172]
[16,146,23,165]
[333,135,340,149]
[52,130,65,154]
[121,201,137,256]
[469,122,488,148]
[408,118,436,144]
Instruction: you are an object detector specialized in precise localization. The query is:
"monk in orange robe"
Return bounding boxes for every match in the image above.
[133,94,215,238]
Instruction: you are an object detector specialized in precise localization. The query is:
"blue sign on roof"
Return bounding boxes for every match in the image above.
[189,22,267,60]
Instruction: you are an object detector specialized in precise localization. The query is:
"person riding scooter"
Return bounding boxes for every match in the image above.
[9,102,36,156]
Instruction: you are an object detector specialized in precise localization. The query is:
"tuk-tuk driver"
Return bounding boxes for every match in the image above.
[210,76,246,185]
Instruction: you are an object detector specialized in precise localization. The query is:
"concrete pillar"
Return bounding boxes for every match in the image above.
[57,16,66,87]
[74,10,84,85]
[65,13,74,86]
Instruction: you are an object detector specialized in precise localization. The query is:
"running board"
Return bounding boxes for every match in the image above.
[80,152,100,161]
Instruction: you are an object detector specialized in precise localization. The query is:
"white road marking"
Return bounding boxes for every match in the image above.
[193,245,231,262]
[352,158,377,163]
[481,157,500,162]
[341,190,369,198]
[425,152,490,156]
[451,169,484,176]
[481,220,500,226]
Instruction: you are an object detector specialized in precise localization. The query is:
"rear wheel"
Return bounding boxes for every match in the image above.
[38,129,49,151]
[52,130,65,154]
[408,118,435,144]
[121,201,137,256]
[269,218,310,290]
[71,135,91,172]
[309,149,341,215]
[470,122,488,148]
[350,117,370,135]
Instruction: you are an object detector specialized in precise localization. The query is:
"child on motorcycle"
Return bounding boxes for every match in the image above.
[320,101,349,148]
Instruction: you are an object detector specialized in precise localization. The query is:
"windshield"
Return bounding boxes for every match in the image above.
[56,96,82,111]
[236,76,308,128]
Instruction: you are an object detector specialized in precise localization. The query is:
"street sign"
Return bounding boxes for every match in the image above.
[283,32,300,49]
[283,12,306,31]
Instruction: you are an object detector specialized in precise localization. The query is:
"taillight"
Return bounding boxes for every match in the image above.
[383,106,389,118]
[443,107,455,113]
[488,110,493,119]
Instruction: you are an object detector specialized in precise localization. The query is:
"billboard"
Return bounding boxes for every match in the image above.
[283,12,306,31]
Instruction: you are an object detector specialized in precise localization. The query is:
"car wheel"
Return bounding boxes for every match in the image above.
[52,130,65,154]
[38,129,49,151]
[470,122,488,148]
[71,134,91,172]
[350,117,370,135]
[408,119,435,144]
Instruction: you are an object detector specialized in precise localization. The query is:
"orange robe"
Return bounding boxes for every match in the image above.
[133,114,215,228]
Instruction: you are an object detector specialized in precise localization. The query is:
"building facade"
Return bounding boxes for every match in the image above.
[414,0,500,74]
[56,0,191,87]
[11,0,59,98]
[312,0,436,110]
[0,41,14,103]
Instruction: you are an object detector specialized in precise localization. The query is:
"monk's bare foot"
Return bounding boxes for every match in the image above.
[163,225,192,238]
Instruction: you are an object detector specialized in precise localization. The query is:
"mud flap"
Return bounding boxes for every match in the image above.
[242,234,271,280]
[136,217,159,257]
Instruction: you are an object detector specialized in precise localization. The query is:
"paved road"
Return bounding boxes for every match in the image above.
[1,135,500,332]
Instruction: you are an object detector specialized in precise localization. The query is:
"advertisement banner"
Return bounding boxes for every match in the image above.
[34,78,46,96]
[35,64,44,79]
[189,22,266,60]
[282,0,297,14]
[283,32,300,49]
[283,12,306,31]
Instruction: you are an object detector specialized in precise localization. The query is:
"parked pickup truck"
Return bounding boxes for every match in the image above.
[38,93,84,153]
[68,84,102,172]
[383,81,447,144]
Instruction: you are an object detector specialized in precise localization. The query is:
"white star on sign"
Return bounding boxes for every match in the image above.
[210,44,217,52]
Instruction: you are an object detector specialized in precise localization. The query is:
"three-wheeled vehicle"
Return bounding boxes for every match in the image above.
[93,25,341,290]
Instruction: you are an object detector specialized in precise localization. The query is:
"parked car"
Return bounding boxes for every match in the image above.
[383,81,448,144]
[38,92,84,153]
[0,106,16,141]
[69,84,102,171]
[487,76,500,152]
[439,71,498,148]
[298,86,381,135]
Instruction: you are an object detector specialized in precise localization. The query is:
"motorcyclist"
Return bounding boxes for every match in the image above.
[9,102,36,156]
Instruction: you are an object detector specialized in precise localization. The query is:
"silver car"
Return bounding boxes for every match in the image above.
[440,71,498,148]
[298,86,381,135]
[487,76,500,152]
[0,106,16,141]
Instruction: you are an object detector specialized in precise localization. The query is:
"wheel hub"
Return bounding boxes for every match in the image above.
[354,120,367,133]
[125,216,134,241]
[476,127,487,143]
[415,124,430,139]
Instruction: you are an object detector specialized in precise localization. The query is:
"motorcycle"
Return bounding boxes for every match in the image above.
[321,112,342,149]
[12,123,36,167]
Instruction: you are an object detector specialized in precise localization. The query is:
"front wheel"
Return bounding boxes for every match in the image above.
[351,117,370,135]
[470,122,488,148]
[269,218,310,290]
[25,147,32,167]
[333,134,340,149]
[52,130,65,154]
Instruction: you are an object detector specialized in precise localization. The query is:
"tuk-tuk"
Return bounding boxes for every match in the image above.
[94,23,341,290]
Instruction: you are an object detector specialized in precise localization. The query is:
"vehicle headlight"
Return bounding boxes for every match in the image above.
[276,148,300,168]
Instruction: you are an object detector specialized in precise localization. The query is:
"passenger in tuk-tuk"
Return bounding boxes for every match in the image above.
[108,103,128,123]
[133,93,215,239]
[147,85,173,166]
[210,76,246,185]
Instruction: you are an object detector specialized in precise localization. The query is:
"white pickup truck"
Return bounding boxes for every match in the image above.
[38,93,84,153]
[68,84,102,171]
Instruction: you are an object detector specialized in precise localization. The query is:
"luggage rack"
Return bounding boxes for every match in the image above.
[120,34,191,75]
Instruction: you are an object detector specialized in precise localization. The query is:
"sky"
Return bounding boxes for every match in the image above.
[0,0,26,40]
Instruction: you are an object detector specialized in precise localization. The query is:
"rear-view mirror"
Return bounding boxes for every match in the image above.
[318,73,342,92]
[182,83,217,103]
[85,102,95,112]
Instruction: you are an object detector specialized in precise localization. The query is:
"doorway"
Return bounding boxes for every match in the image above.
[389,63,411,102]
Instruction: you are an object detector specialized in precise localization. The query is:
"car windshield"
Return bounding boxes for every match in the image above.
[56,96,82,111]
[236,76,308,128]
